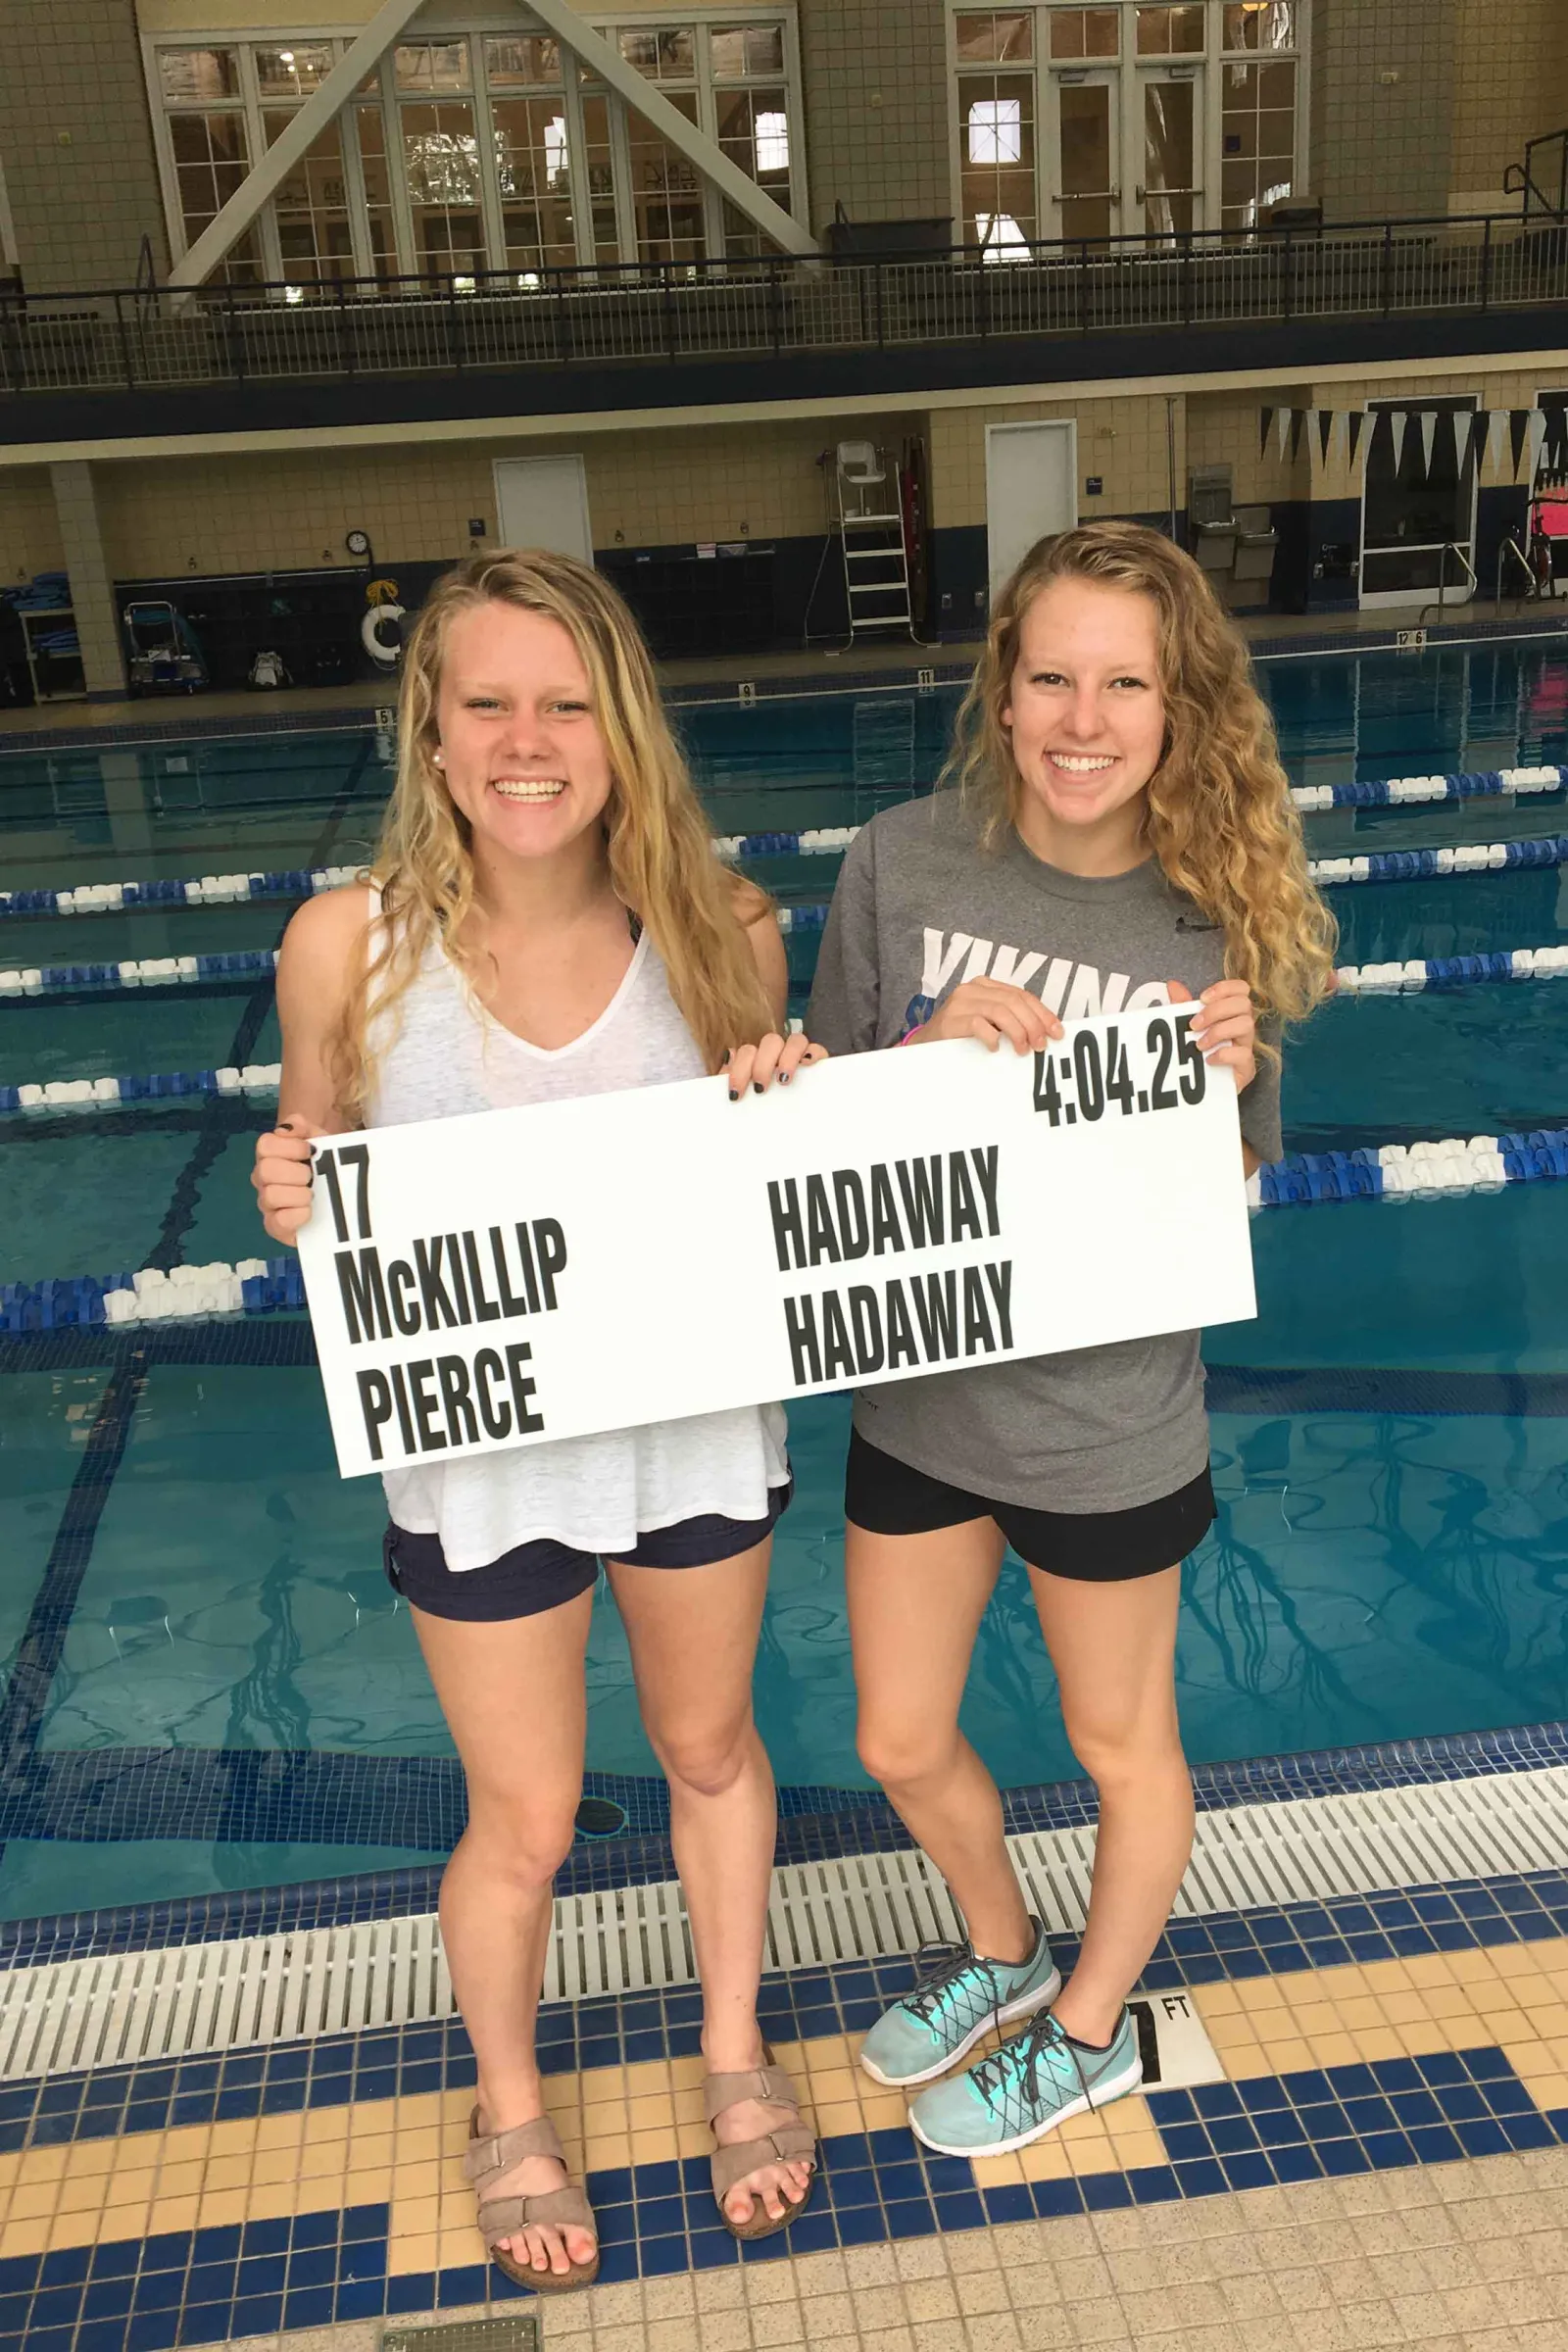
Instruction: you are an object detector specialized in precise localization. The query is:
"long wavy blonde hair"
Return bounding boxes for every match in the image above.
[947,521,1336,1028]
[332,549,775,1116]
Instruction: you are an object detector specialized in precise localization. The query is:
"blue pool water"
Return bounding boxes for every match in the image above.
[1,638,1566,1924]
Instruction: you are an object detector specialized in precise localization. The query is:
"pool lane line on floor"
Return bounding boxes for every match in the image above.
[0,742,376,1885]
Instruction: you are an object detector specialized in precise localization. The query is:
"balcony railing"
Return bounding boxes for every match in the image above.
[4,210,1566,401]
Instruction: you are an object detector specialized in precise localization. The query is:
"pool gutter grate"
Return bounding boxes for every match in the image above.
[3,1762,1566,2082]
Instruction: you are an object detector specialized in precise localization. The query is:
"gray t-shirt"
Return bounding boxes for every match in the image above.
[806,791,1282,1516]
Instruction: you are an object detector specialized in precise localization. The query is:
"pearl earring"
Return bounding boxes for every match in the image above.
[432,749,445,767]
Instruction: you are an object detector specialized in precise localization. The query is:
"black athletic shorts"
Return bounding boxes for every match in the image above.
[845,1431,1213,1584]
[384,1482,792,1622]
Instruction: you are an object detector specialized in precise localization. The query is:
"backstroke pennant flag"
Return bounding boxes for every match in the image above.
[295,1016,1258,1479]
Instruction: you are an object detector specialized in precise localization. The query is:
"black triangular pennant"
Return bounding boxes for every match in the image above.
[1316,408,1335,464]
[1545,406,1568,473]
[1348,411,1366,467]
[1466,410,1490,476]
[1510,410,1531,478]
[1260,406,1275,456]
[1288,408,1306,461]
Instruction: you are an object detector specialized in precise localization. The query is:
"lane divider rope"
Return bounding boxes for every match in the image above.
[4,769,1567,921]
[0,948,280,998]
[2,1258,303,1333]
[0,1065,281,1112]
[1248,1128,1568,1208]
[1333,944,1568,990]
[1290,762,1566,812]
[0,865,363,919]
[9,1128,1565,1332]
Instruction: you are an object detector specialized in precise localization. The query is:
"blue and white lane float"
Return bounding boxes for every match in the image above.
[734,835,1568,888]
[6,1125,1565,1336]
[1246,1129,1568,1208]
[0,865,364,918]
[4,941,1565,1114]
[2,766,1566,921]
[1,1259,303,1333]
[0,948,279,997]
[1290,763,1565,811]
[0,1065,281,1112]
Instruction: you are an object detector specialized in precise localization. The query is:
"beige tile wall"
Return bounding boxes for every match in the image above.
[2,1,170,290]
[795,0,951,233]
[1307,0,1460,221]
[1449,0,1568,210]
[86,415,898,578]
[1187,389,1313,507]
[0,471,68,582]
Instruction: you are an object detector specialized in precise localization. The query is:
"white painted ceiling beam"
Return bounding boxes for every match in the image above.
[523,0,817,258]
[168,0,430,288]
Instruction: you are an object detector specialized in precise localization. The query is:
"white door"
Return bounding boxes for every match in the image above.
[492,455,593,562]
[985,420,1078,598]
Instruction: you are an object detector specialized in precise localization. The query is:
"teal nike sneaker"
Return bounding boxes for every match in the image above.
[858,1921,1060,2088]
[907,2006,1142,2156]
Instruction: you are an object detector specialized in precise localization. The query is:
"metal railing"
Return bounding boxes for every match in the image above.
[1418,539,1480,624]
[4,208,1567,402]
[1507,127,1568,221]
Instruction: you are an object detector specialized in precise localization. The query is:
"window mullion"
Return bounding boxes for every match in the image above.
[383,59,418,279]
[695,24,725,260]
[467,36,508,274]
[606,86,638,265]
[337,49,376,281]
[560,72,597,269]
[235,44,281,283]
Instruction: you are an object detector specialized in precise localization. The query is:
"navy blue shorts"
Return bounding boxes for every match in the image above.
[384,1482,792,1622]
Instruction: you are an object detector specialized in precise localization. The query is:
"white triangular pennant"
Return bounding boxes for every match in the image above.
[1390,412,1408,471]
[1333,410,1348,471]
[1486,410,1505,476]
[1451,411,1468,472]
[1529,409,1548,475]
[1419,412,1438,478]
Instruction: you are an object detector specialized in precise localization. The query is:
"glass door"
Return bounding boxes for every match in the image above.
[1359,397,1479,610]
[1048,70,1120,240]
[1135,67,1202,239]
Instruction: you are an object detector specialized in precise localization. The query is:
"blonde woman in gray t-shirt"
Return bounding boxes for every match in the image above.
[808,521,1335,2159]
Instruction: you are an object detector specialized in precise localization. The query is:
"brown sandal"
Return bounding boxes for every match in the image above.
[706,2046,818,2241]
[465,2108,600,2292]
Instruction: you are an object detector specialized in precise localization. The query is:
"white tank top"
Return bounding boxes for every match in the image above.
[363,889,789,1570]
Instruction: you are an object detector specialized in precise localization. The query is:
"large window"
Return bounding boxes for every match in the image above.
[950,0,1303,251]
[157,47,261,282]
[147,14,806,286]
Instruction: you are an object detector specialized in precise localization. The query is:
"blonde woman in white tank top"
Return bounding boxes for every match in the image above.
[253,553,826,2292]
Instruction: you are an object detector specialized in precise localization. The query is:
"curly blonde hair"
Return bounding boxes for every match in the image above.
[946,521,1336,1029]
[331,549,775,1117]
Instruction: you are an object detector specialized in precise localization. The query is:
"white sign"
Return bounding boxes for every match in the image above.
[297,1009,1258,1480]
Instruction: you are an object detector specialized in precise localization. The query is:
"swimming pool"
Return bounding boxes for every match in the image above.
[1,638,1565,1924]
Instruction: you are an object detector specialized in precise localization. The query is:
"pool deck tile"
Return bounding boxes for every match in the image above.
[2,1876,1568,2343]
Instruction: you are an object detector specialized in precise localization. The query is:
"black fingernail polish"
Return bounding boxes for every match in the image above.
[727,1088,739,1101]
[753,1080,764,1094]
[779,1071,791,1085]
